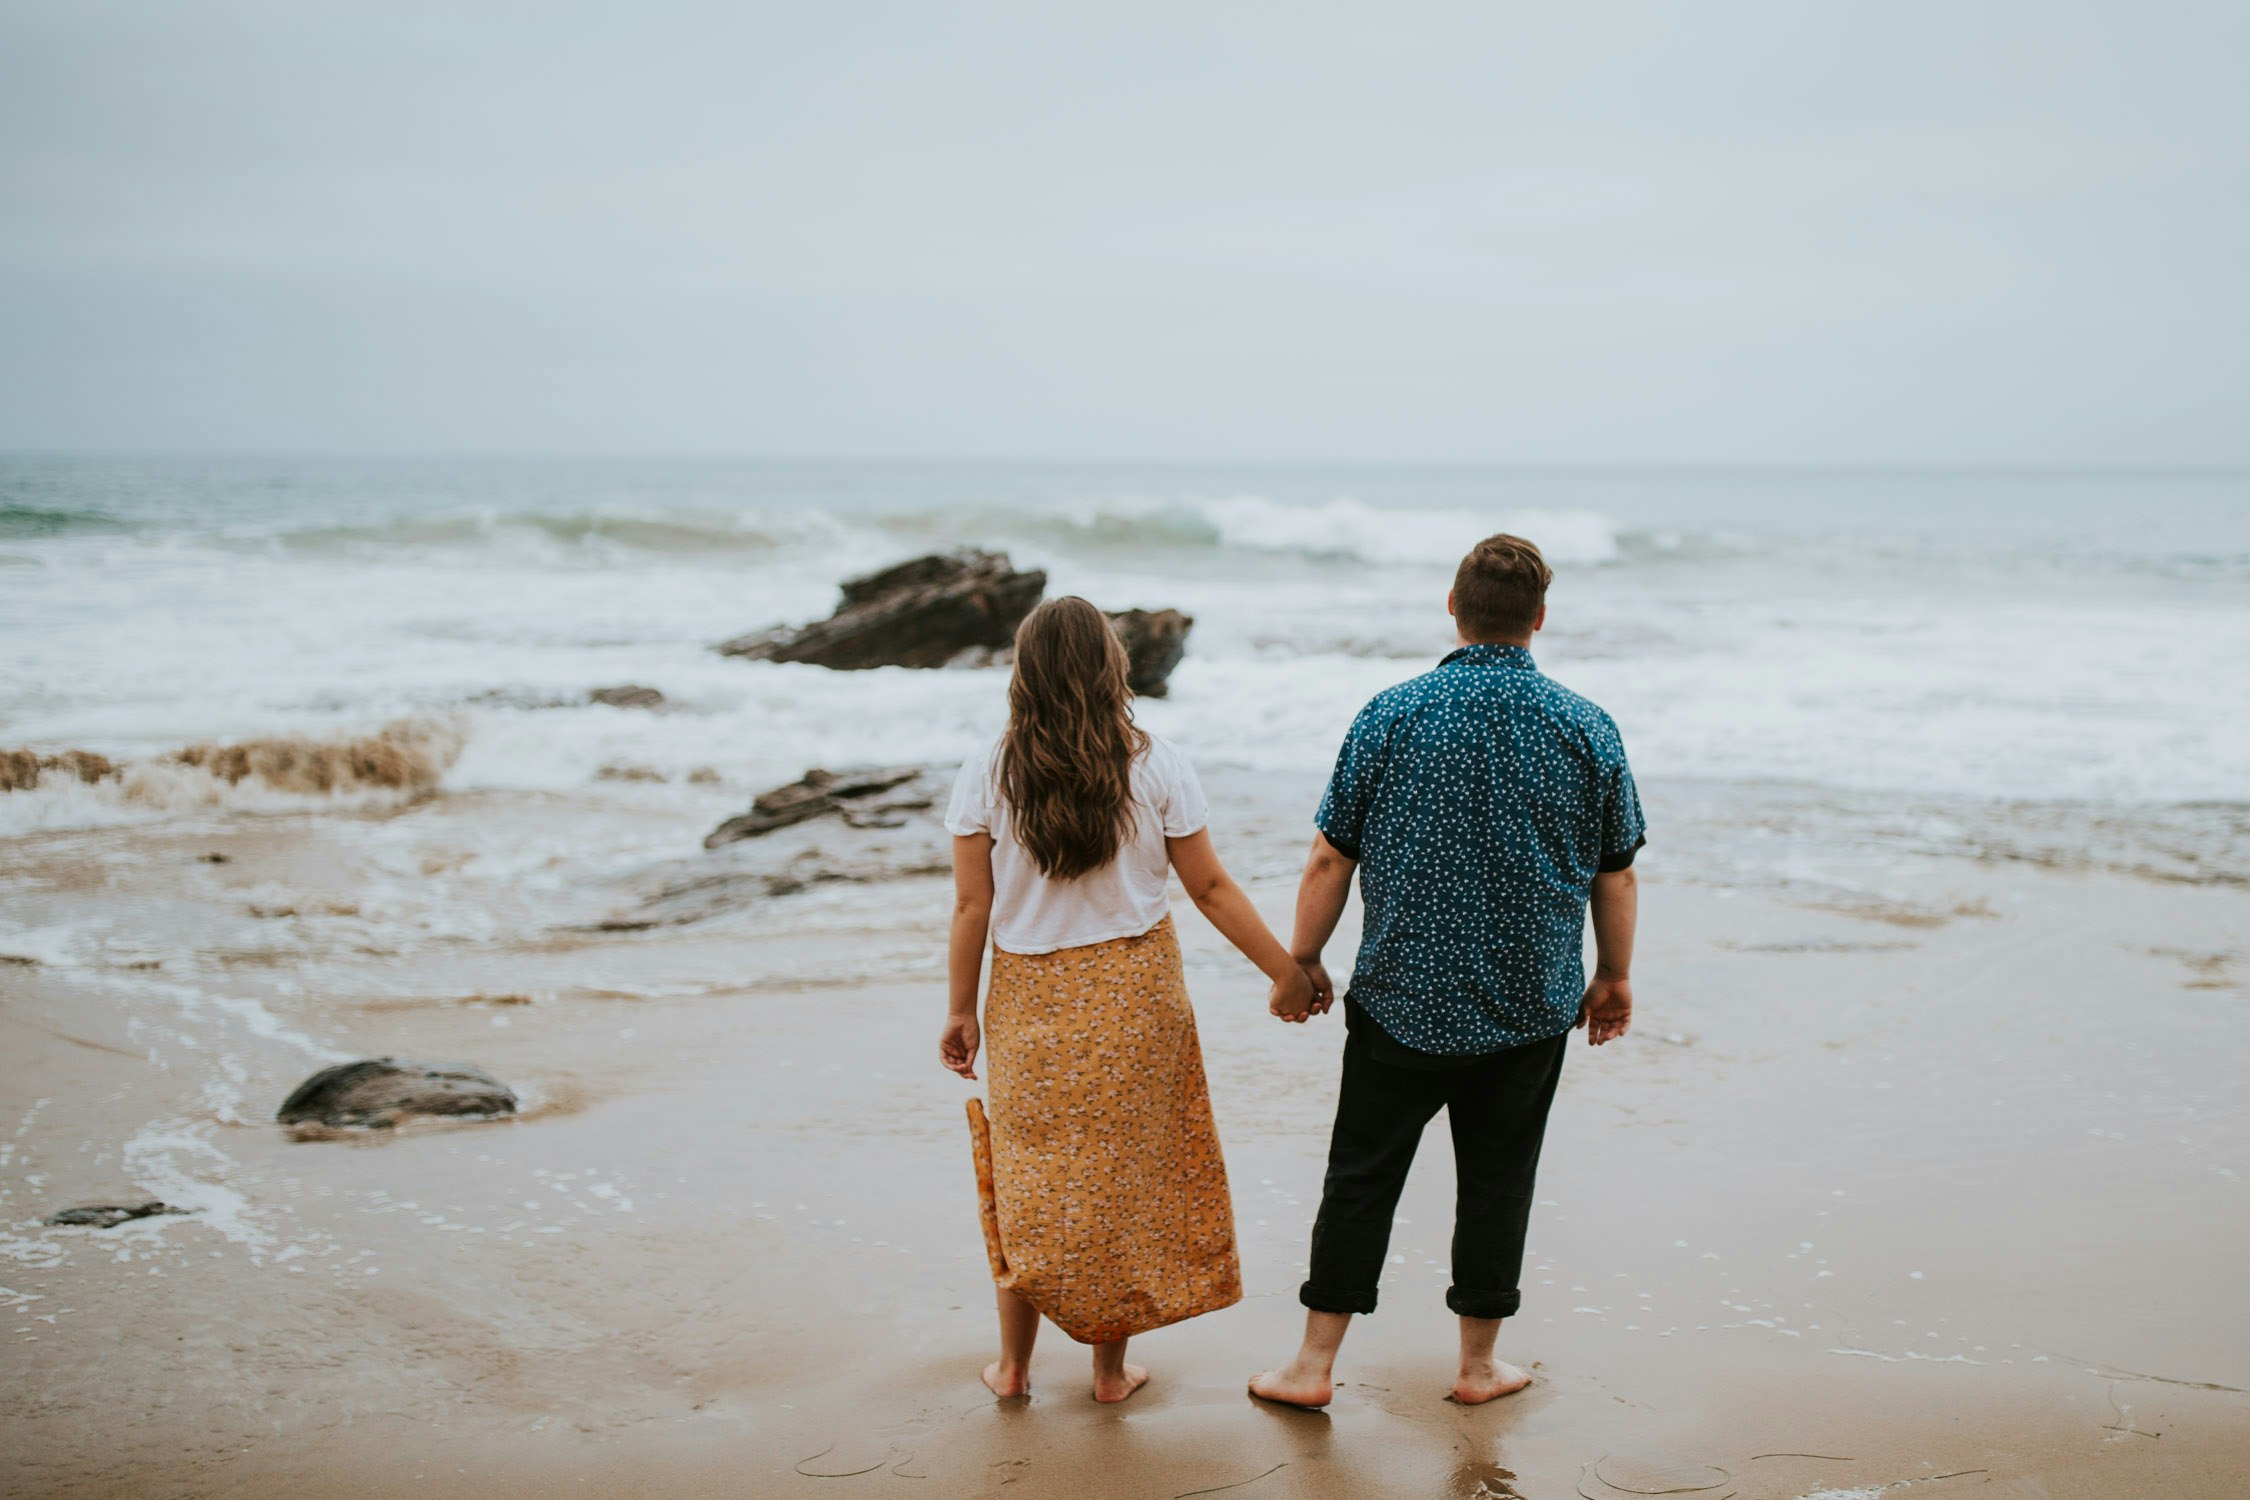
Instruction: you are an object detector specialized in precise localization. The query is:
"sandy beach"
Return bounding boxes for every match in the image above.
[4,760,2245,1499]
[11,0,2250,1489]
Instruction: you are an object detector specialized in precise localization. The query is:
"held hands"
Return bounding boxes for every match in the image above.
[939,1012,981,1079]
[1268,959,1335,1023]
[1577,972,1632,1046]
[1268,965,1317,1022]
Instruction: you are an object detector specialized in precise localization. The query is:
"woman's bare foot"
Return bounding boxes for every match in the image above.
[1091,1362,1149,1403]
[982,1360,1030,1399]
[1449,1358,1531,1405]
[1247,1365,1333,1410]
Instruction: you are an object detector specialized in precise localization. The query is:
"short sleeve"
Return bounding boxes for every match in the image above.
[1314,702,1388,861]
[1155,740,1209,837]
[1598,739,1647,873]
[944,746,995,836]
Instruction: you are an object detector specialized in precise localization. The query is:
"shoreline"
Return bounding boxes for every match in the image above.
[3,776,2246,1497]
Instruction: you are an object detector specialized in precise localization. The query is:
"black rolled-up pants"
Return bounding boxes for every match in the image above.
[1299,1010,1567,1320]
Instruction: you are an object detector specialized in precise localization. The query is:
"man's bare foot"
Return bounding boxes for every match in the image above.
[1091,1363,1149,1403]
[1248,1366,1333,1410]
[1449,1358,1531,1405]
[982,1360,1030,1399]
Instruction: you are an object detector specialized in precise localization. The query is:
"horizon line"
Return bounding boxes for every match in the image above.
[3,448,2247,478]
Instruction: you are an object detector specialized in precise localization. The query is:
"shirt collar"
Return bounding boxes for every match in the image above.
[1439,642,1537,671]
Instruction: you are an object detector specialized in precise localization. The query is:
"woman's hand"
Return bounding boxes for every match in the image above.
[1269,965,1317,1022]
[940,1013,981,1079]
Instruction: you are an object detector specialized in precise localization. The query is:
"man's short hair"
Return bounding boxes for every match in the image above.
[1452,533,1552,641]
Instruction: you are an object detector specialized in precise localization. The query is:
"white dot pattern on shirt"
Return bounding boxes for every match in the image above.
[1316,644,1646,1055]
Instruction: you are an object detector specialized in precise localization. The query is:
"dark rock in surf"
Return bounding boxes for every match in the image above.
[704,765,938,848]
[44,1201,193,1229]
[587,684,666,710]
[714,550,1046,670]
[1106,608,1194,697]
[276,1058,518,1131]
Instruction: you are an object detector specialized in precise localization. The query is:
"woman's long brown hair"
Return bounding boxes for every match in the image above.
[997,597,1150,880]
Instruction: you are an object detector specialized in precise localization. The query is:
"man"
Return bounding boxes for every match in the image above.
[1250,532,1644,1409]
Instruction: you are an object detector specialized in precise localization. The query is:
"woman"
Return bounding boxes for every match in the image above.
[940,596,1316,1404]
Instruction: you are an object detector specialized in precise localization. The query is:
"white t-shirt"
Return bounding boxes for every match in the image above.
[944,734,1210,955]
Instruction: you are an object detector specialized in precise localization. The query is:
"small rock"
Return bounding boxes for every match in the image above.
[199,852,231,864]
[1106,608,1194,697]
[588,684,666,710]
[45,1201,191,1229]
[277,1058,518,1131]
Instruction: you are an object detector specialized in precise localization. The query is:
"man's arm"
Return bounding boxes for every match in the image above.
[1580,865,1637,1045]
[1290,832,1356,1014]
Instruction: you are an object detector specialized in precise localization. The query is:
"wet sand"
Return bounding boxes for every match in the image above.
[3,785,2247,1498]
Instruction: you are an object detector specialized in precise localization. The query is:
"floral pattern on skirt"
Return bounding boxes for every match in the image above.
[966,915,1242,1344]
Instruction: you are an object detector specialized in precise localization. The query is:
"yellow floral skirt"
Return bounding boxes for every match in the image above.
[966,915,1242,1344]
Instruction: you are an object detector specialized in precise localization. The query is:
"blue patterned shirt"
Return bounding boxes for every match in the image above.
[1316,643,1646,1056]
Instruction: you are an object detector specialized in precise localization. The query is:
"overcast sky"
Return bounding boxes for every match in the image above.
[2,2,2244,463]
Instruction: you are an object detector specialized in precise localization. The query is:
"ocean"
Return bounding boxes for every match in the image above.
[4,455,2247,902]
[7,458,2250,1481]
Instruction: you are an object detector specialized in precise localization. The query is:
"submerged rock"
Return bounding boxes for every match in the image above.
[587,684,666,710]
[583,764,952,927]
[44,1201,192,1229]
[277,1058,518,1131]
[704,766,938,848]
[715,550,1047,670]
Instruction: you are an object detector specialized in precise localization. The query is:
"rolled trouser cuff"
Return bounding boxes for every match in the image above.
[1445,1286,1522,1320]
[1300,1280,1379,1315]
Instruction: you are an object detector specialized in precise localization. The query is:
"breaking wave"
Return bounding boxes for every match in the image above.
[0,717,467,835]
[271,510,801,556]
[249,495,1624,571]
[885,496,1624,567]
[168,718,464,795]
[0,504,130,540]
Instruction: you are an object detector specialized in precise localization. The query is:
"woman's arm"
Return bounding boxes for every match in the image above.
[941,832,995,1078]
[1166,828,1317,1020]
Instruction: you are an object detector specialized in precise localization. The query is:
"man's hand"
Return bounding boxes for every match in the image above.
[939,1013,981,1078]
[1269,966,1317,1022]
[1297,959,1336,1015]
[1578,974,1632,1046]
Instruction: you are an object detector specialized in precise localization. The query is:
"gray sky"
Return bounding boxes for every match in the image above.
[2,2,2245,462]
